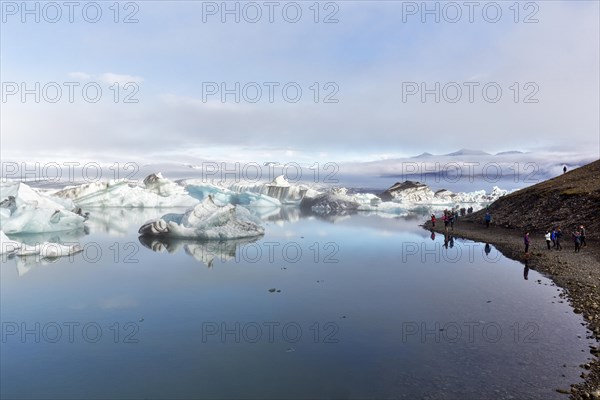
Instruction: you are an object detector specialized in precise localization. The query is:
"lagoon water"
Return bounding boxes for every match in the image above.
[0,209,594,399]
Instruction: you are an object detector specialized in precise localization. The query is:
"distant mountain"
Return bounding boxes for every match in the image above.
[495,151,524,155]
[412,152,434,158]
[444,149,490,156]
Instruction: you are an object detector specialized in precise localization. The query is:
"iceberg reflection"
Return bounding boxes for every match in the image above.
[138,235,261,268]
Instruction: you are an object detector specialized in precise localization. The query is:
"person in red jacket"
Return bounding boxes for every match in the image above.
[431,214,436,227]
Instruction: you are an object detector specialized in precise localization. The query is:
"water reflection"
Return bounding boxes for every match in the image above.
[8,227,88,245]
[138,235,261,268]
[84,208,185,235]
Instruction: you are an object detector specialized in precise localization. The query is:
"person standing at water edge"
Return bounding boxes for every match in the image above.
[555,228,563,251]
[551,227,557,249]
[484,212,491,228]
[545,230,552,250]
[572,230,581,253]
[431,214,436,227]
[580,225,587,247]
[524,232,530,254]
[563,165,567,174]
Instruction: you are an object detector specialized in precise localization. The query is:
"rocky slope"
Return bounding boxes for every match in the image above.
[464,159,600,239]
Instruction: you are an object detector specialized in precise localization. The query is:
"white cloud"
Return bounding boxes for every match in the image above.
[98,73,144,85]
[68,71,92,80]
[67,71,143,85]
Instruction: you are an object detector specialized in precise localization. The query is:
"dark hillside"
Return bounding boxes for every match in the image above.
[465,160,600,239]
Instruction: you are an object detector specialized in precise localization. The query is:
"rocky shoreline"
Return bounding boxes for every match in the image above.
[423,219,600,399]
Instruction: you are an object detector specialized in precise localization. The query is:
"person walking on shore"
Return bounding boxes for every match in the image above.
[572,230,581,253]
[524,232,530,254]
[556,228,563,251]
[580,225,587,247]
[545,230,552,250]
[484,212,491,228]
[431,214,436,227]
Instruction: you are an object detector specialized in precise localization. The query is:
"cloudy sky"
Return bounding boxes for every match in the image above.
[1,1,599,167]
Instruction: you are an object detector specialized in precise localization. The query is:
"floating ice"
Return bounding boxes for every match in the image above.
[378,181,510,210]
[186,183,281,208]
[138,196,265,240]
[1,182,86,234]
[229,175,319,204]
[54,173,198,208]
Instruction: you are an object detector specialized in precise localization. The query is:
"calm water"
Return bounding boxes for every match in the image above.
[0,209,594,399]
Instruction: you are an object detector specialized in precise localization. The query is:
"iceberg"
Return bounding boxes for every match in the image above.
[300,188,360,214]
[229,175,320,204]
[1,182,86,234]
[379,181,436,203]
[138,196,265,240]
[186,183,282,208]
[378,181,511,211]
[54,173,198,208]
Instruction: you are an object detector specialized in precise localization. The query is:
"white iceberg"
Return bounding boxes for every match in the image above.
[54,173,198,208]
[186,182,282,208]
[138,196,265,240]
[1,182,86,234]
[378,181,511,211]
[229,175,320,204]
[379,181,436,204]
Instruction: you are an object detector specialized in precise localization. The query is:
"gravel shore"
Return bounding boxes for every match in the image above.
[424,219,600,399]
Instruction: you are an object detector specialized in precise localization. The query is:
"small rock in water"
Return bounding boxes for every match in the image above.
[276,289,281,293]
[486,300,492,303]
[286,347,295,353]
[268,288,277,293]
[139,317,144,323]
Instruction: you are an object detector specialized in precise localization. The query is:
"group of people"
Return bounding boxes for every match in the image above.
[526,225,587,253]
[431,209,460,232]
[544,226,586,252]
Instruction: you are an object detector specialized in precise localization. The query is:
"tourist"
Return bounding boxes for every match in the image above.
[563,165,567,174]
[545,230,552,250]
[555,228,563,251]
[484,212,491,228]
[524,232,530,254]
[431,214,436,227]
[551,227,557,249]
[572,230,581,253]
[580,225,587,247]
